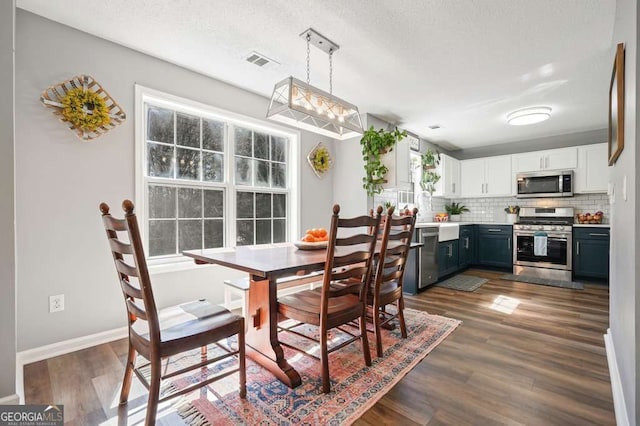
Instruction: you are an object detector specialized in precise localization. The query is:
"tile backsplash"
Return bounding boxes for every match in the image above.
[376,190,610,224]
[449,194,610,223]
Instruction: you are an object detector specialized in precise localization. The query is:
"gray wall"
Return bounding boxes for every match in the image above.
[0,0,16,400]
[450,128,607,160]
[609,0,638,423]
[15,10,334,351]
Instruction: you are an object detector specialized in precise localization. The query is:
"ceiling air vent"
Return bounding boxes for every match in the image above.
[245,51,280,69]
[428,124,441,130]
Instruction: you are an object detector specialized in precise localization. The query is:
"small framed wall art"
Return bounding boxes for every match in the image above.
[608,43,625,166]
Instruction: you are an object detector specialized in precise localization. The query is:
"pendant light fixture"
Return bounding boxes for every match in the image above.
[266,28,363,140]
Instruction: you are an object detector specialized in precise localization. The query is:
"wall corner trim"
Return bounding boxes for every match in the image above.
[604,329,630,426]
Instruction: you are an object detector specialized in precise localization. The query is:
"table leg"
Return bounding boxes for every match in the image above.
[245,275,302,388]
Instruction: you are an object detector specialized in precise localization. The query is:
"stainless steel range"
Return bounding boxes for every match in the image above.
[513,207,574,281]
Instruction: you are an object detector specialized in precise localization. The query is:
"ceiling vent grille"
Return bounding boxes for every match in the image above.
[245,51,279,69]
[428,124,441,130]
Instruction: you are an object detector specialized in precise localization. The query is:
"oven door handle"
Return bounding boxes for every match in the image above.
[514,231,570,239]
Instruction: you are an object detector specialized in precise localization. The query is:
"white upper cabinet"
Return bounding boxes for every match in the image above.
[574,143,608,193]
[433,153,461,198]
[461,155,511,197]
[512,147,577,173]
[382,137,411,190]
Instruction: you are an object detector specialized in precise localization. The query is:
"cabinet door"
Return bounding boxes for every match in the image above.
[458,232,472,269]
[485,156,512,196]
[438,242,449,278]
[545,147,577,170]
[460,159,485,197]
[442,154,461,198]
[512,152,543,173]
[382,139,411,190]
[575,144,608,193]
[477,228,512,268]
[574,238,610,280]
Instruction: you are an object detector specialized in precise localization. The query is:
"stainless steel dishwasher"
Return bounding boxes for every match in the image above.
[418,226,439,288]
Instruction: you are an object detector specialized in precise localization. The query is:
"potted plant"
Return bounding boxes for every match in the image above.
[418,148,441,211]
[505,205,520,223]
[445,202,469,222]
[361,126,407,196]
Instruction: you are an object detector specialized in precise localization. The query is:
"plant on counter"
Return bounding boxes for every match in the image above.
[361,126,407,196]
[445,202,469,215]
[504,205,520,214]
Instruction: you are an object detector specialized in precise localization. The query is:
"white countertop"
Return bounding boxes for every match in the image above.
[415,221,513,227]
[573,223,610,228]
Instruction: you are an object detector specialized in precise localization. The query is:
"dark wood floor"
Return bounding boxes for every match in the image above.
[24,269,614,425]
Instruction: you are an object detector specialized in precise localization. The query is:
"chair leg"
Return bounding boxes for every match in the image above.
[145,356,162,426]
[398,296,408,338]
[360,311,372,367]
[119,342,136,405]
[373,304,383,358]
[320,326,330,393]
[238,319,246,398]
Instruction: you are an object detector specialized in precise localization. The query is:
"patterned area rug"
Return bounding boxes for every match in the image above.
[435,274,488,291]
[501,274,584,290]
[166,309,459,425]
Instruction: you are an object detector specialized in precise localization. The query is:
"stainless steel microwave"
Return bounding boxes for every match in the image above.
[516,170,573,198]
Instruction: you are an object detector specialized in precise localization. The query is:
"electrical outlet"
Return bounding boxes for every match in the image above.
[49,294,64,313]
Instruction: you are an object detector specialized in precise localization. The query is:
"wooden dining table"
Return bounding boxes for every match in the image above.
[183,240,422,388]
[183,242,328,388]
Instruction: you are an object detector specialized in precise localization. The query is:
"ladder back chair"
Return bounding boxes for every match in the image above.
[277,204,383,393]
[369,206,418,357]
[100,200,245,426]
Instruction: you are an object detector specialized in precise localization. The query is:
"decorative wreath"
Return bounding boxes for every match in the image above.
[60,88,111,132]
[307,143,333,178]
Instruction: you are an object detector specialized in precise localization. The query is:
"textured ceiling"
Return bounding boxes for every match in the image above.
[17,0,616,150]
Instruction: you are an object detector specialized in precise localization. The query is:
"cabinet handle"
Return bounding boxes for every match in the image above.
[508,237,511,249]
[487,229,502,232]
[448,244,453,257]
[486,183,488,193]
[452,182,456,193]
[465,237,470,249]
[576,241,580,255]
[540,157,543,169]
[589,233,609,237]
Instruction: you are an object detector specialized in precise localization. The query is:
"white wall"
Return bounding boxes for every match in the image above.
[14,10,335,351]
[609,0,638,423]
[0,0,17,401]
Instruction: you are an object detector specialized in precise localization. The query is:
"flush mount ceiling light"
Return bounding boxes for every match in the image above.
[507,106,552,126]
[266,28,363,140]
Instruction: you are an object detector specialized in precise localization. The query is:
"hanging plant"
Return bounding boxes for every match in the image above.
[419,148,441,195]
[307,142,332,178]
[60,87,111,132]
[360,126,407,196]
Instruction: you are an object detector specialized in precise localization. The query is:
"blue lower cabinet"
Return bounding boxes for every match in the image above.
[573,228,610,281]
[438,240,459,278]
[476,225,512,269]
[458,225,474,270]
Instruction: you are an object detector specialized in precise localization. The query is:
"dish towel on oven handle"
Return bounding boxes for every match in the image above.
[533,231,548,256]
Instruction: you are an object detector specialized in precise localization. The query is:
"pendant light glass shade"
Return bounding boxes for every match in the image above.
[267,77,363,140]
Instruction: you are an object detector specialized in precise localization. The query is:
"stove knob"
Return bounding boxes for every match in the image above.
[550,226,557,231]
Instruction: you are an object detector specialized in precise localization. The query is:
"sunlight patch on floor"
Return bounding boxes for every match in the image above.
[489,295,521,314]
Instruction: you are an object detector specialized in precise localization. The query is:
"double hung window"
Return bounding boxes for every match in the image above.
[135,86,299,264]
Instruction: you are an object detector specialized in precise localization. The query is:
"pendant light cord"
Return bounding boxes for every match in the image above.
[306,33,311,85]
[329,49,333,94]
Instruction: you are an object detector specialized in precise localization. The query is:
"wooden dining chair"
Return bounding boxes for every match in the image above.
[369,206,418,357]
[100,200,245,426]
[277,204,383,393]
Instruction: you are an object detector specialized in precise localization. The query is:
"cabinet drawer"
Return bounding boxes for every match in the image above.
[477,225,512,235]
[573,228,610,240]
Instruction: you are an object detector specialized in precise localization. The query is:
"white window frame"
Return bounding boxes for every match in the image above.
[135,85,300,272]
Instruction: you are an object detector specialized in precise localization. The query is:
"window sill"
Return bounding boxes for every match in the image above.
[148,258,216,275]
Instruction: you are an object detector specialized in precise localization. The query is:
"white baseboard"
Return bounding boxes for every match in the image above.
[0,394,20,405]
[604,329,630,426]
[16,326,128,405]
